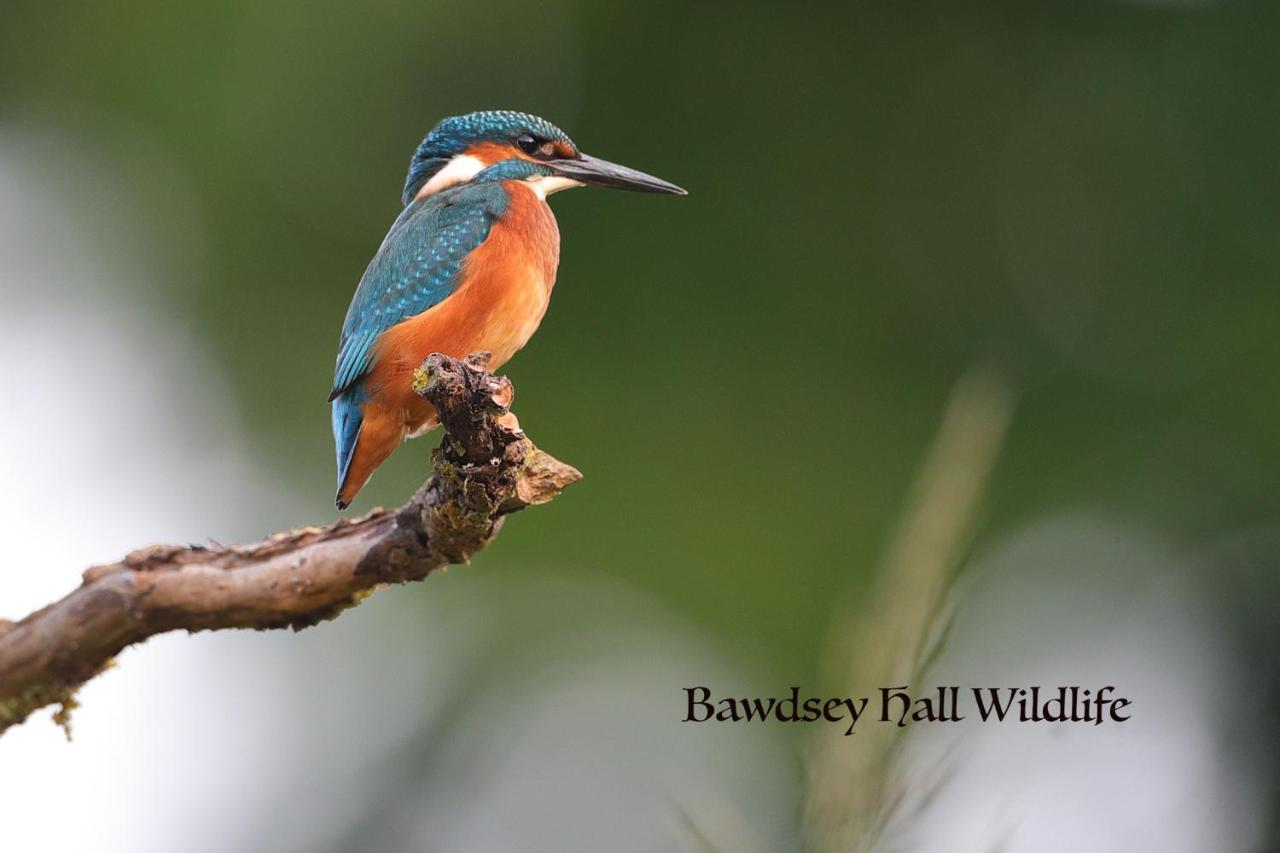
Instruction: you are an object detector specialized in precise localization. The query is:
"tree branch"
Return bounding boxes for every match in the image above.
[0,352,580,737]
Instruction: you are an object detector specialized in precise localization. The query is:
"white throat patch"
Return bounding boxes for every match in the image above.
[526,174,584,200]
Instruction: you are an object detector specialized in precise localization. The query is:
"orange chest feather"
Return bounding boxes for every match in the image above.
[372,182,561,391]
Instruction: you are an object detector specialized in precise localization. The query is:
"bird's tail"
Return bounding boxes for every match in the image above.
[332,391,365,509]
[332,391,406,510]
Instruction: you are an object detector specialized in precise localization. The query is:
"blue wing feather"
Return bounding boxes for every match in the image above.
[329,182,510,401]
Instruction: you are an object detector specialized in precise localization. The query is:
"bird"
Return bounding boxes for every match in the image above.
[329,110,686,509]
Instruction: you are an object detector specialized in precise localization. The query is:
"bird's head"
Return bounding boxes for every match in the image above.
[402,110,686,205]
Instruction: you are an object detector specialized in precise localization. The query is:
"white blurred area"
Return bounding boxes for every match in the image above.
[0,122,798,852]
[0,121,304,850]
[894,513,1270,853]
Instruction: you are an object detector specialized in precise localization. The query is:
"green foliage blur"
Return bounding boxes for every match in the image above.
[3,0,1278,684]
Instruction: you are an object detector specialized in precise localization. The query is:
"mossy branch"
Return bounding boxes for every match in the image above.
[0,352,580,738]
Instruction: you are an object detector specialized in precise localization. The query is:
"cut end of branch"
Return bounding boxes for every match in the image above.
[508,447,583,511]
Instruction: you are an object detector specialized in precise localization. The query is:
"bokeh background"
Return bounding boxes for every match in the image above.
[1,0,1278,850]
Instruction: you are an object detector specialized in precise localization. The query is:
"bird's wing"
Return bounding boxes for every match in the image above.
[329,184,509,400]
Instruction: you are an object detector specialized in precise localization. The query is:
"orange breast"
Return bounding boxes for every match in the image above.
[367,181,561,434]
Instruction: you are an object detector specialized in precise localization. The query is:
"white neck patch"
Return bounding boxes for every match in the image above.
[415,154,585,201]
[416,154,485,199]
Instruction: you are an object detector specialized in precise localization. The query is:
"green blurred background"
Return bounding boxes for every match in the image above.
[1,0,1277,850]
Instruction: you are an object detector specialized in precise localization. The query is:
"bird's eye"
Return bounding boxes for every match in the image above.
[516,134,540,155]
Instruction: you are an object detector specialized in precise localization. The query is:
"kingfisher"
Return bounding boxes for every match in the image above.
[330,110,685,509]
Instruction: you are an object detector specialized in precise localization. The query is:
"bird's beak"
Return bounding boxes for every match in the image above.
[551,153,687,195]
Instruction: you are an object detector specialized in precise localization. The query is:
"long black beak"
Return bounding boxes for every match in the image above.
[551,153,687,195]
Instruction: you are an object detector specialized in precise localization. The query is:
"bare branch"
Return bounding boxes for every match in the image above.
[0,352,581,737]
